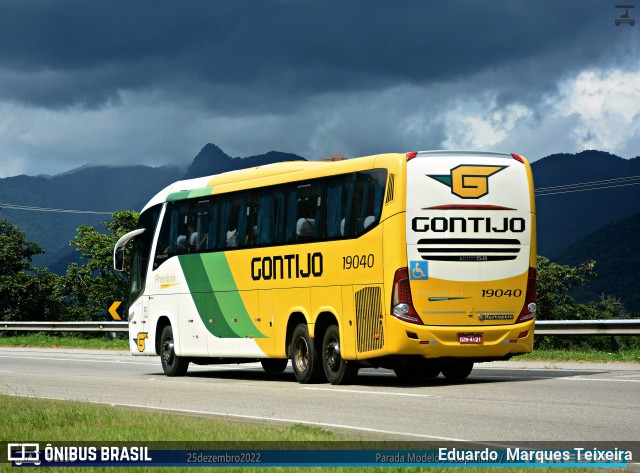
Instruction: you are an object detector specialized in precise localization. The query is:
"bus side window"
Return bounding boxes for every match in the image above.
[154,204,173,268]
[173,202,189,254]
[189,199,209,252]
[254,187,285,246]
[325,173,355,238]
[218,192,250,249]
[287,181,321,242]
[354,169,387,235]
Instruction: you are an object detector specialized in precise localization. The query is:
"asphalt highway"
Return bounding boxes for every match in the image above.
[1,348,638,442]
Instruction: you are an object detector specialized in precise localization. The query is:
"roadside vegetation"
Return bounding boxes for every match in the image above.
[0,332,128,350]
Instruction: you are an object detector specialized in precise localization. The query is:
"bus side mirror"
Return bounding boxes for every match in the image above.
[114,247,125,272]
[113,228,145,272]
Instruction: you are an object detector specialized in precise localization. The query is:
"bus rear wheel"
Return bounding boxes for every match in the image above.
[441,361,474,380]
[160,325,189,376]
[290,324,323,383]
[261,358,288,374]
[322,325,358,385]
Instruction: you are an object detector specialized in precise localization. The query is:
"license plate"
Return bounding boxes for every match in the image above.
[458,333,483,344]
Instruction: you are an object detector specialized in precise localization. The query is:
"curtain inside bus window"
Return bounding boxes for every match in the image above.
[218,197,232,248]
[285,187,299,242]
[356,175,370,234]
[344,176,354,237]
[236,194,249,247]
[273,188,285,244]
[193,200,209,252]
[326,174,355,238]
[208,200,219,250]
[326,180,341,238]
[169,205,179,254]
[257,193,274,245]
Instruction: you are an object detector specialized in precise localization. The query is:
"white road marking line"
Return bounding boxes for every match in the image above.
[0,355,153,365]
[472,374,640,383]
[2,392,469,442]
[556,377,640,383]
[302,387,441,398]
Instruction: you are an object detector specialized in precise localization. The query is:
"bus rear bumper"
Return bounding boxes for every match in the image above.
[384,317,535,359]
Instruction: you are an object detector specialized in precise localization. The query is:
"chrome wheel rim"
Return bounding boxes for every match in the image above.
[293,337,309,372]
[162,339,174,365]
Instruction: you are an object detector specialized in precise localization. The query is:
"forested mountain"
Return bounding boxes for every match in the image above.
[556,211,640,312]
[531,150,640,258]
[0,164,181,268]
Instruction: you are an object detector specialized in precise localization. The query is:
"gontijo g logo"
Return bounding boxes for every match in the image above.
[427,165,506,199]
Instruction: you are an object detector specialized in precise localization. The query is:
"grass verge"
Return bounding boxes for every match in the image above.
[515,347,640,363]
[0,395,611,473]
[0,332,128,350]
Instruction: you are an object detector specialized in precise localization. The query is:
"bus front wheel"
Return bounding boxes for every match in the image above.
[322,325,358,385]
[441,360,473,380]
[290,324,323,383]
[160,325,189,376]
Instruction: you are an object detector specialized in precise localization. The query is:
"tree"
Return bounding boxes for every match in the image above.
[0,218,43,275]
[0,218,65,321]
[63,210,138,320]
[536,255,596,320]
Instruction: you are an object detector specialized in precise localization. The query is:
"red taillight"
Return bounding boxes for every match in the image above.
[516,267,537,323]
[511,153,524,163]
[406,151,418,161]
[391,268,423,325]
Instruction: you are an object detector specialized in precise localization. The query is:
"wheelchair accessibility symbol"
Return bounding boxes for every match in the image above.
[409,261,429,280]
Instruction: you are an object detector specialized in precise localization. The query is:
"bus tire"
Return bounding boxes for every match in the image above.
[322,325,359,385]
[261,358,288,374]
[442,360,473,380]
[160,325,189,376]
[290,324,323,383]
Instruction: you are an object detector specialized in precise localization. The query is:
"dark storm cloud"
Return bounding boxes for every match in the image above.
[0,0,623,112]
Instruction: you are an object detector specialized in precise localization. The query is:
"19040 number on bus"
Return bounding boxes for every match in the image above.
[482,289,522,298]
[343,254,374,270]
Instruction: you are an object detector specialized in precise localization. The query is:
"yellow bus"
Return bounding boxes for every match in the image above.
[114,150,536,384]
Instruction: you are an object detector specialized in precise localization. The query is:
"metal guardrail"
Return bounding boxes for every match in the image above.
[0,319,639,335]
[534,319,640,336]
[0,321,128,332]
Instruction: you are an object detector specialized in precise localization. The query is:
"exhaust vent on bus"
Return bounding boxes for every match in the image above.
[417,238,521,262]
[385,174,396,205]
[354,286,385,353]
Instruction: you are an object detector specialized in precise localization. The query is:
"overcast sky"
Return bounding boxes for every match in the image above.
[0,0,639,178]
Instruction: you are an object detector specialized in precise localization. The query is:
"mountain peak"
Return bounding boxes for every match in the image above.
[184,144,232,179]
[183,143,305,179]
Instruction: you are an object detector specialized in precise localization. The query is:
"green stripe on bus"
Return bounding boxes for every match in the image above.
[167,186,216,202]
[178,254,265,339]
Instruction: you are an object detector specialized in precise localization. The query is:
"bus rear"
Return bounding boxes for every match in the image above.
[387,151,536,376]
